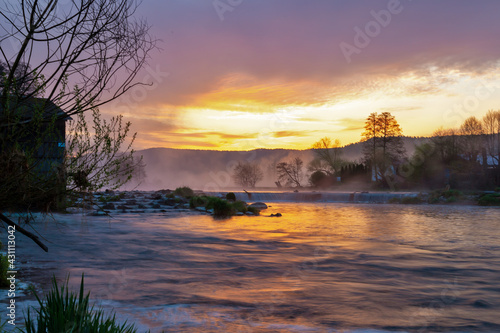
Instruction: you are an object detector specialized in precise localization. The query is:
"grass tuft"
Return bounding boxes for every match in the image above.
[23,274,139,333]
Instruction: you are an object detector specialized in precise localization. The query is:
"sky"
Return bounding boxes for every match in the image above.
[102,0,500,151]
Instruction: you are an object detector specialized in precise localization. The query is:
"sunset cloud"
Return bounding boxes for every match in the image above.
[115,0,500,150]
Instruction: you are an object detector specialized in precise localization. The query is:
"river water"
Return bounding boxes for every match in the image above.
[4,203,500,332]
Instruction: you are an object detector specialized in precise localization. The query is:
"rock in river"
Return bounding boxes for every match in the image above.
[249,202,268,210]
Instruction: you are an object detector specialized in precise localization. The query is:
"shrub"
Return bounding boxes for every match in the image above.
[203,196,221,210]
[226,192,236,201]
[212,198,234,218]
[23,275,138,333]
[189,196,209,208]
[174,186,194,198]
[388,197,400,204]
[231,200,247,213]
[247,206,260,215]
[478,193,500,206]
[495,187,500,192]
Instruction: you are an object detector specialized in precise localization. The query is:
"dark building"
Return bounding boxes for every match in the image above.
[0,97,69,175]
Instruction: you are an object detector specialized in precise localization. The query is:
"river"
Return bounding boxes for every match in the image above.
[3,203,500,332]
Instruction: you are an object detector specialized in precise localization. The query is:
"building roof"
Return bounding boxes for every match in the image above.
[0,97,69,123]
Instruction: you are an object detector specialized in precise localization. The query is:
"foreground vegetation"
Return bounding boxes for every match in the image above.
[0,275,144,332]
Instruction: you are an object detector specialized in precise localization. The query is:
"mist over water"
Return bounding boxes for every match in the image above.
[7,203,500,332]
[131,140,425,191]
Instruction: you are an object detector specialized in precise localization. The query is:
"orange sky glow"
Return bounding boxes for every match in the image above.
[102,1,500,151]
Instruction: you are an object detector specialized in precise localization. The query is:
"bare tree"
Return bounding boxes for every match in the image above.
[0,0,156,116]
[276,157,303,187]
[232,162,263,188]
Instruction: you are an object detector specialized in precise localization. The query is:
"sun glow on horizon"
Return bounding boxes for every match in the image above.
[115,67,500,151]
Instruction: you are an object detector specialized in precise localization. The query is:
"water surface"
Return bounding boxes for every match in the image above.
[4,203,500,332]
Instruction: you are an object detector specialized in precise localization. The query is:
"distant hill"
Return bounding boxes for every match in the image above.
[130,137,430,191]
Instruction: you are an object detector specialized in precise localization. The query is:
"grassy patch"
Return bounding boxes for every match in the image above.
[23,275,139,333]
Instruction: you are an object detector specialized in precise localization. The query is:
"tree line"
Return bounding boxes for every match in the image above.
[232,111,500,190]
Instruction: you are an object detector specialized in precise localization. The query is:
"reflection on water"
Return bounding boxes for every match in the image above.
[5,203,500,332]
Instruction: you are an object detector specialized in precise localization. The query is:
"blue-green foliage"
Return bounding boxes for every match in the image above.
[23,275,139,333]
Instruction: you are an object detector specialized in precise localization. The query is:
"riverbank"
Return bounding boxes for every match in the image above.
[67,189,499,217]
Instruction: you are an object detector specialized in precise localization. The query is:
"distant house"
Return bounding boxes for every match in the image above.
[0,97,69,175]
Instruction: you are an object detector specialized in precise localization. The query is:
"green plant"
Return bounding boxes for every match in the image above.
[204,196,221,210]
[23,275,139,333]
[495,187,500,192]
[173,186,194,198]
[388,197,400,204]
[212,198,234,218]
[231,200,247,213]
[478,193,500,206]
[226,192,236,201]
[189,196,209,208]
[247,206,260,216]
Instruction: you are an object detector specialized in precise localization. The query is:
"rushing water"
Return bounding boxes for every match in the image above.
[3,203,500,332]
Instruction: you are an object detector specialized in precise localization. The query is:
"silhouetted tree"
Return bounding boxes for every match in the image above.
[362,112,405,184]
[483,110,500,167]
[460,116,484,163]
[431,127,460,163]
[0,0,156,115]
[276,157,304,187]
[308,137,344,176]
[232,162,263,188]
